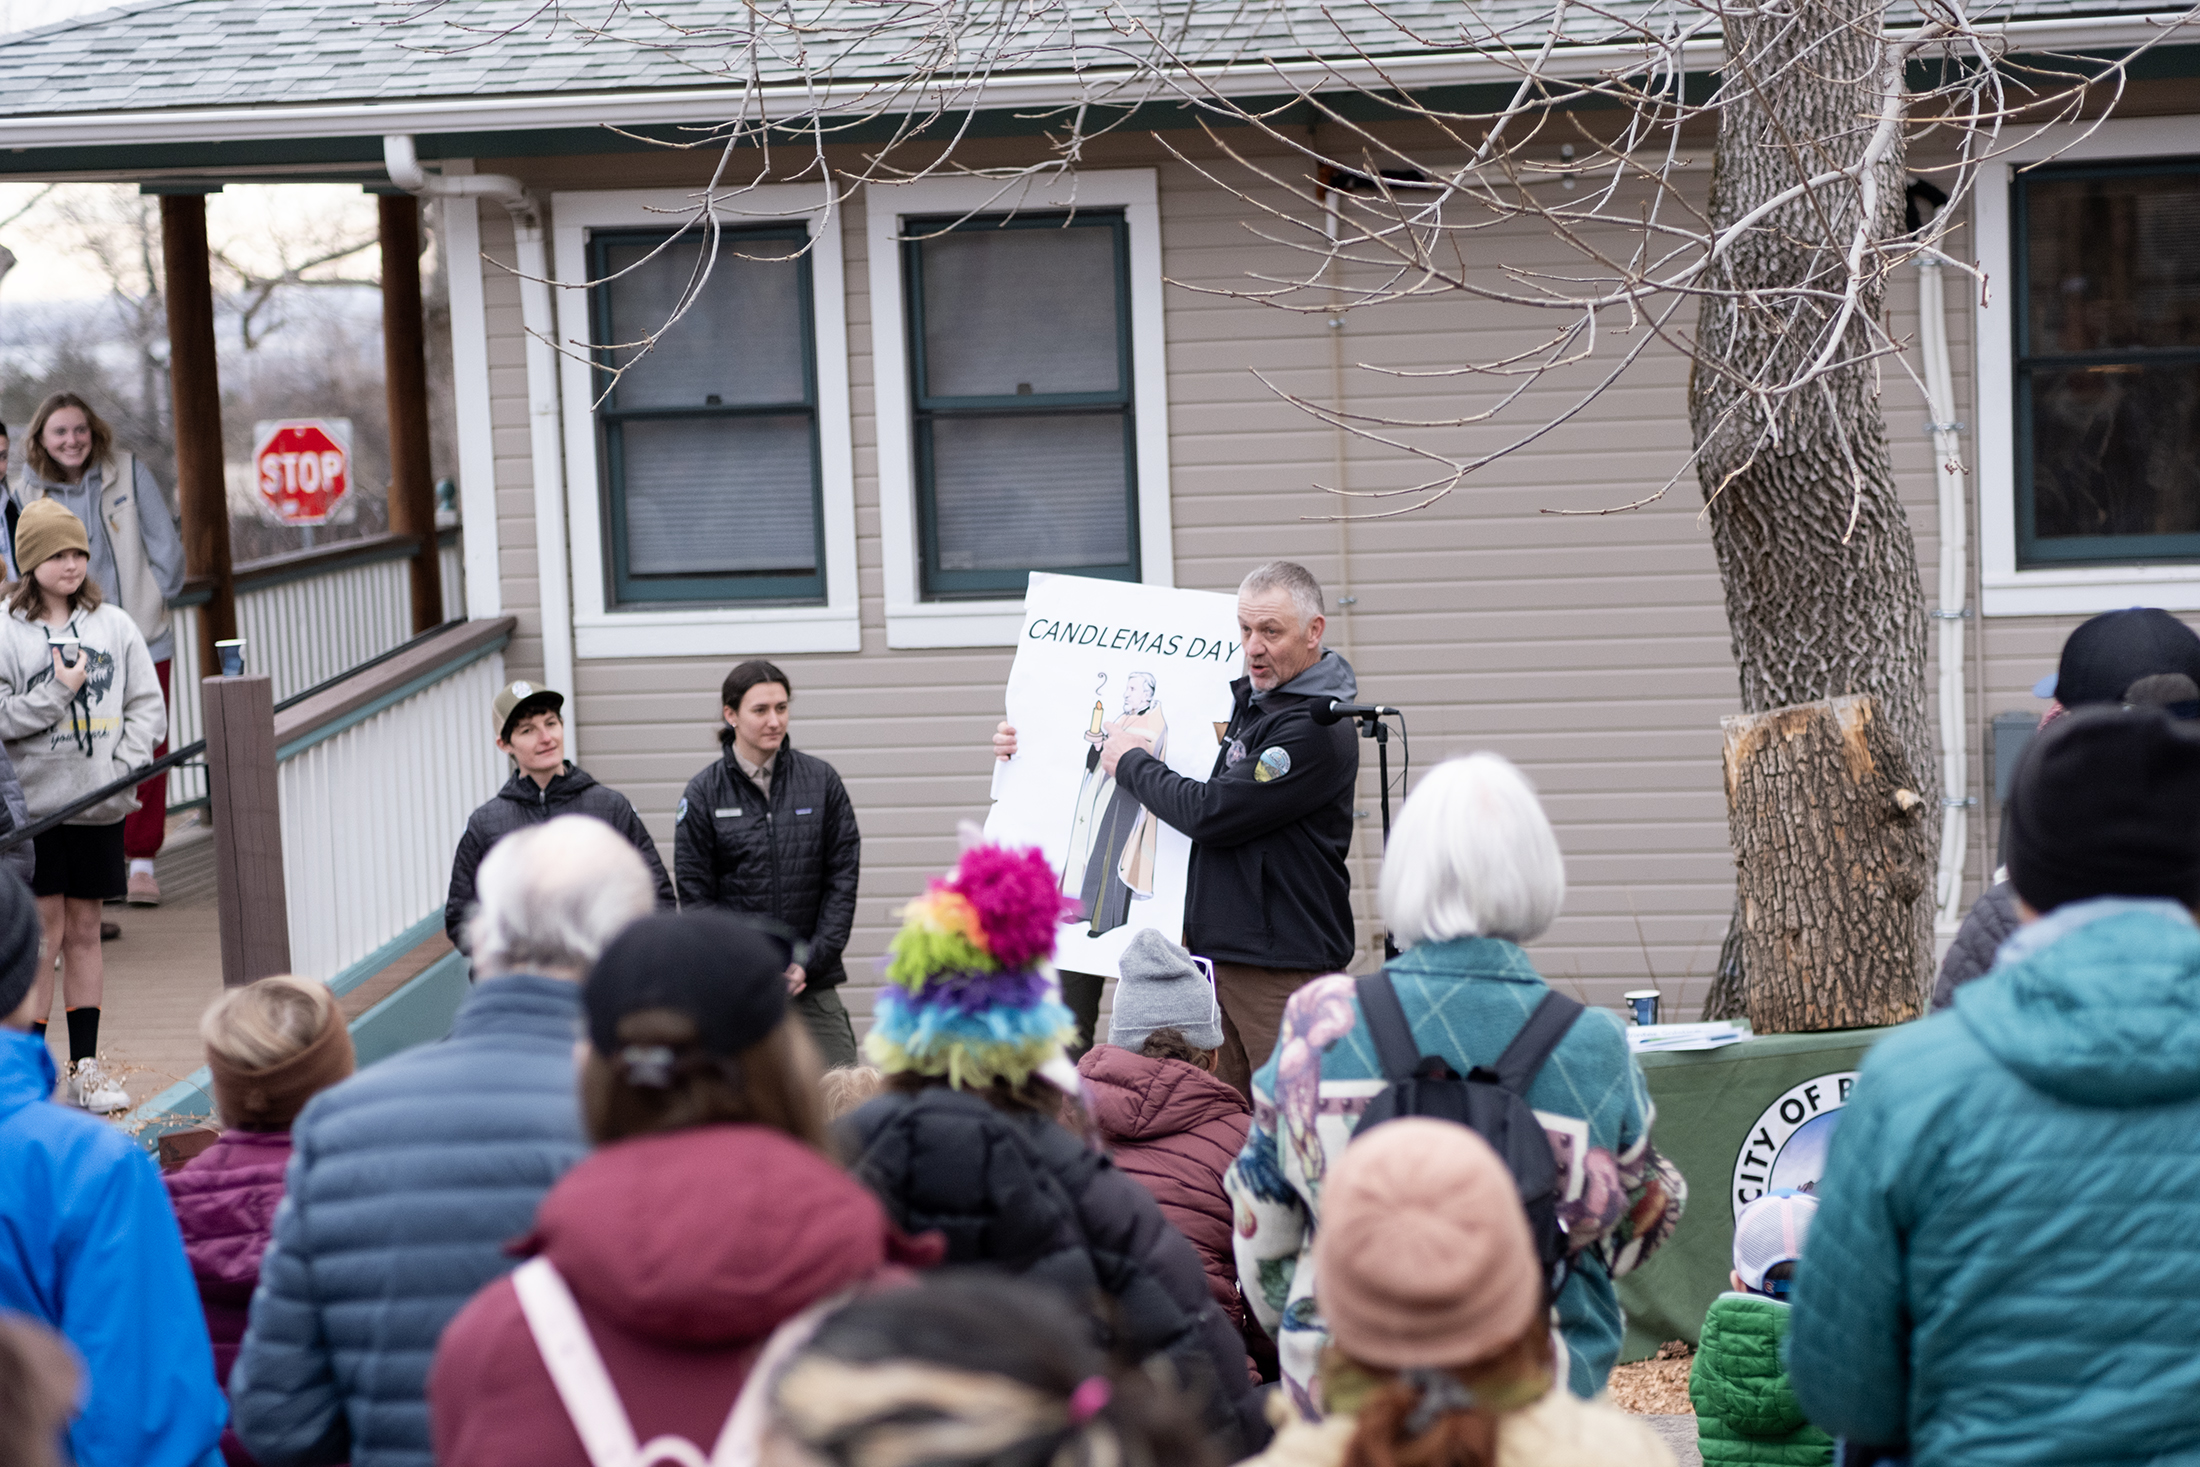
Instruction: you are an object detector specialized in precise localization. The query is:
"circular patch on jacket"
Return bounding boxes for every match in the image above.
[675,797,689,823]
[1253,745,1292,783]
[1731,1071,1857,1217]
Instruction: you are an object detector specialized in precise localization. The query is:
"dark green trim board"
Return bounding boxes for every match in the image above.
[903,209,1141,598]
[587,223,828,607]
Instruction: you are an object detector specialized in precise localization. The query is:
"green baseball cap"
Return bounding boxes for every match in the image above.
[493,680,564,742]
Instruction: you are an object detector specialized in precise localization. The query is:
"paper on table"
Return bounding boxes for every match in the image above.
[1625,1020,1753,1053]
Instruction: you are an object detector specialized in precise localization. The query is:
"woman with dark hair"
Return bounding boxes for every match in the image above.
[14,392,184,908]
[428,910,932,1467]
[1238,1120,1671,1467]
[764,1273,1221,1467]
[839,839,1267,1459]
[674,658,862,1067]
[0,499,163,1112]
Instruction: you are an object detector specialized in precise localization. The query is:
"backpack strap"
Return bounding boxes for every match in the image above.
[1354,971,1423,1081]
[1485,992,1583,1097]
[512,1256,647,1467]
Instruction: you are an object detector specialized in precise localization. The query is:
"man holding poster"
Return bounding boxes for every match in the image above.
[995,561,1360,1093]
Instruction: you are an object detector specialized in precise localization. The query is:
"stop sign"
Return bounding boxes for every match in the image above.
[252,419,352,526]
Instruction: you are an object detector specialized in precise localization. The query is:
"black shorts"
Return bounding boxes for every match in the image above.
[31,821,125,902]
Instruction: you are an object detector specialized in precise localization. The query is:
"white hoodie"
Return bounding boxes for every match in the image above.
[0,601,163,826]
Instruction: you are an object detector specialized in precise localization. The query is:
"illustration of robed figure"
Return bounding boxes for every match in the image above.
[1060,672,1166,936]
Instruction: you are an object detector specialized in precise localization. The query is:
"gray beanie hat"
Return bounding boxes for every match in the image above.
[0,871,39,1025]
[1107,929,1223,1053]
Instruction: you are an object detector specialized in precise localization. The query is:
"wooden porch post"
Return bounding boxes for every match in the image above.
[203,674,290,987]
[158,192,237,673]
[379,193,444,633]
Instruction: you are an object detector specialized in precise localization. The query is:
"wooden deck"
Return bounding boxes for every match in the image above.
[30,815,455,1117]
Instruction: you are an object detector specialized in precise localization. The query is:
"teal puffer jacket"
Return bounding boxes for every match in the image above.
[1788,902,2200,1465]
[1690,1294,1833,1467]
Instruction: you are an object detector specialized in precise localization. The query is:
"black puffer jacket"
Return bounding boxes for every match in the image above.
[1113,652,1360,971]
[672,742,860,990]
[1930,879,2023,1011]
[444,766,674,949]
[838,1087,1265,1457]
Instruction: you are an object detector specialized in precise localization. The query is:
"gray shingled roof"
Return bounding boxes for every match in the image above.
[0,0,2184,119]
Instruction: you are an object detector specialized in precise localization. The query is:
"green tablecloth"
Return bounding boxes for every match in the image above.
[1615,1026,1896,1362]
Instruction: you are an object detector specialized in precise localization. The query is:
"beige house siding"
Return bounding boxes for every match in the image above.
[451,130,2126,1029]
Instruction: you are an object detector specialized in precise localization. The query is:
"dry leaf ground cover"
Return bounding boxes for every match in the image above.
[1609,1341,1695,1414]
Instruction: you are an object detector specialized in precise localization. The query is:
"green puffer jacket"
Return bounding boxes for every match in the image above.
[1689,1293,1833,1467]
[1788,900,2200,1465]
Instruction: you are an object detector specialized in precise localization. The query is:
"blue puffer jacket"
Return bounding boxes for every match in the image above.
[227,975,590,1467]
[1790,900,2200,1465]
[0,1027,225,1467]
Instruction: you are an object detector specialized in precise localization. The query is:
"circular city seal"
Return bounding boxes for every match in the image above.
[1254,746,1292,783]
[1731,1070,1858,1219]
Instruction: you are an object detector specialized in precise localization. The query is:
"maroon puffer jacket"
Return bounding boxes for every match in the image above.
[429,1124,928,1467]
[1078,1044,1251,1329]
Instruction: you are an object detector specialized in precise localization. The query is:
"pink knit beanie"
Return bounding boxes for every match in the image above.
[1314,1118,1543,1368]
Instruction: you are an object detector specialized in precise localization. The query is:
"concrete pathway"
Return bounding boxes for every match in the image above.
[1643,1415,1701,1467]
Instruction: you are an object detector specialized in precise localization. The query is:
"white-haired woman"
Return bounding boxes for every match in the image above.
[1223,753,1684,1420]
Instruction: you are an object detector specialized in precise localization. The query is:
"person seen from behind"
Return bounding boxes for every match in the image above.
[164,976,355,1467]
[1076,928,1258,1361]
[1227,753,1683,1414]
[0,867,226,1467]
[0,497,163,1112]
[0,1312,82,1467]
[445,679,673,951]
[675,659,862,1068]
[229,816,656,1467]
[1932,606,2200,1009]
[1689,1191,1832,1467]
[837,837,1266,1456]
[1790,705,2200,1465]
[1239,1118,1673,1467]
[817,1062,882,1121]
[764,1273,1221,1467]
[430,909,936,1467]
[13,392,185,907]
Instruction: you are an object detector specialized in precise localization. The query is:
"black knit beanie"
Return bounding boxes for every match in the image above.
[0,871,38,1023]
[584,910,789,1060]
[2005,705,2200,914]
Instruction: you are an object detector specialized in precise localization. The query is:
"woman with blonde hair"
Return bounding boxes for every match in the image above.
[1241,1120,1673,1467]
[14,392,184,907]
[163,975,355,1465]
[0,497,163,1112]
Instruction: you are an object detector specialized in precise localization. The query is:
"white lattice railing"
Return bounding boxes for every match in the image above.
[275,622,508,981]
[166,529,465,810]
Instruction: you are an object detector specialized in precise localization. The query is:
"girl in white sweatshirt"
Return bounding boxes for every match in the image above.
[0,498,162,1111]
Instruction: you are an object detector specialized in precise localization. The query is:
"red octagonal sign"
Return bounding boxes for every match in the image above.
[253,419,352,526]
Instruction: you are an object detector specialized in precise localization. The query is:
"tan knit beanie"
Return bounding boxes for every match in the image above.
[1314,1118,1543,1369]
[207,1003,357,1132]
[13,498,89,578]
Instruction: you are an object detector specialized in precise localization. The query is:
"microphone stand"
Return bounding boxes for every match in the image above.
[1354,709,1397,959]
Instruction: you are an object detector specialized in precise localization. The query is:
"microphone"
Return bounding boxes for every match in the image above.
[1312,699,1399,725]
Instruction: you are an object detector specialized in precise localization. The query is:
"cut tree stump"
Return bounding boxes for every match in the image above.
[1722,694,1933,1032]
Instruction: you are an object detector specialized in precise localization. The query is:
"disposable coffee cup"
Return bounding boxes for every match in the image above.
[215,639,247,677]
[47,636,80,668]
[1624,989,1661,1026]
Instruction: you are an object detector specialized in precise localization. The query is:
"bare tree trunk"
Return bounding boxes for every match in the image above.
[1724,697,1932,1029]
[1691,0,1937,1021]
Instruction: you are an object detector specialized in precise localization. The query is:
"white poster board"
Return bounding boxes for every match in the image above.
[986,573,1241,979]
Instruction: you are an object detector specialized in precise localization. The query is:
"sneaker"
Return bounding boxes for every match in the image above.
[127,870,160,906]
[99,921,120,942]
[69,1059,129,1114]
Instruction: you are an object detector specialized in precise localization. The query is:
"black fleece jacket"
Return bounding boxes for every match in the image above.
[672,742,860,990]
[1113,652,1360,971]
[444,765,674,951]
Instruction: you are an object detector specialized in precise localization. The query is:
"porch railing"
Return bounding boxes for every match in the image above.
[168,527,463,808]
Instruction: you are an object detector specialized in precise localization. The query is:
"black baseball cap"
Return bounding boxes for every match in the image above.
[2042,609,2200,710]
[584,911,789,1060]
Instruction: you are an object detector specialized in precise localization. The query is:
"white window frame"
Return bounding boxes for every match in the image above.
[551,186,859,659]
[1976,116,2200,617]
[865,169,1175,648]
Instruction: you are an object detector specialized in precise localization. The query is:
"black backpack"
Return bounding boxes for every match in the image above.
[1351,971,1582,1293]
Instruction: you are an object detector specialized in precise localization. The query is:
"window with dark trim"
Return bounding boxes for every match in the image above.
[589,226,825,605]
[903,212,1139,598]
[2016,159,2200,567]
